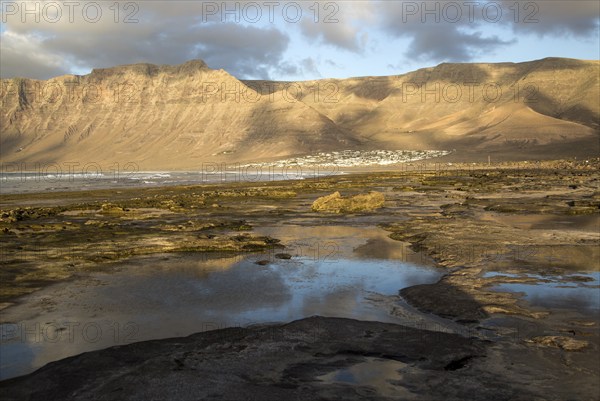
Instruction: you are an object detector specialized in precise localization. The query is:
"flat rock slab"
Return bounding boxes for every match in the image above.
[0,316,537,401]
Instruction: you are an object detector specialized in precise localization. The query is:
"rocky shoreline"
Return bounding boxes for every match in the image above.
[1,159,599,400]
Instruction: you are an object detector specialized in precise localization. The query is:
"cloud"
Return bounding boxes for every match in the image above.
[0,31,70,79]
[297,1,373,52]
[185,24,290,79]
[372,0,598,63]
[376,1,516,63]
[300,57,321,77]
[404,26,516,62]
[0,2,290,79]
[325,59,342,69]
[300,19,360,52]
[0,0,598,80]
[497,0,600,37]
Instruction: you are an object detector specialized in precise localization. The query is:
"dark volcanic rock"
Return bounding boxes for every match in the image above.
[274,253,292,260]
[0,316,539,401]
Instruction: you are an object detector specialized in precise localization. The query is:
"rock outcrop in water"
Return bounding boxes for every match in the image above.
[1,58,598,169]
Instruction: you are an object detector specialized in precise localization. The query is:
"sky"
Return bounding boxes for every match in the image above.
[0,0,599,80]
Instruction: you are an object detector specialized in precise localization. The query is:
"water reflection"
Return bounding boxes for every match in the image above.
[490,272,600,312]
[316,357,412,398]
[0,226,441,380]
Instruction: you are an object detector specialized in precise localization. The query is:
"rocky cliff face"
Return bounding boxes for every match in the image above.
[1,58,598,169]
[0,60,361,169]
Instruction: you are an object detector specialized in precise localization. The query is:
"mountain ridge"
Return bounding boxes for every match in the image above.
[1,57,598,169]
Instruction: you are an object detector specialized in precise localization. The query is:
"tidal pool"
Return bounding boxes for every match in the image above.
[316,357,412,398]
[489,272,600,313]
[0,226,443,380]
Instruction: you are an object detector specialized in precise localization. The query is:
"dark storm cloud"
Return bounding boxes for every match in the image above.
[403,26,515,61]
[0,2,290,79]
[497,0,600,37]
[376,1,515,62]
[191,25,289,79]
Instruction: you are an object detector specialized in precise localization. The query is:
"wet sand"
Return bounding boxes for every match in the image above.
[1,159,599,400]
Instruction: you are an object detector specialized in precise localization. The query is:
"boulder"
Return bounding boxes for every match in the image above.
[311,191,385,213]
